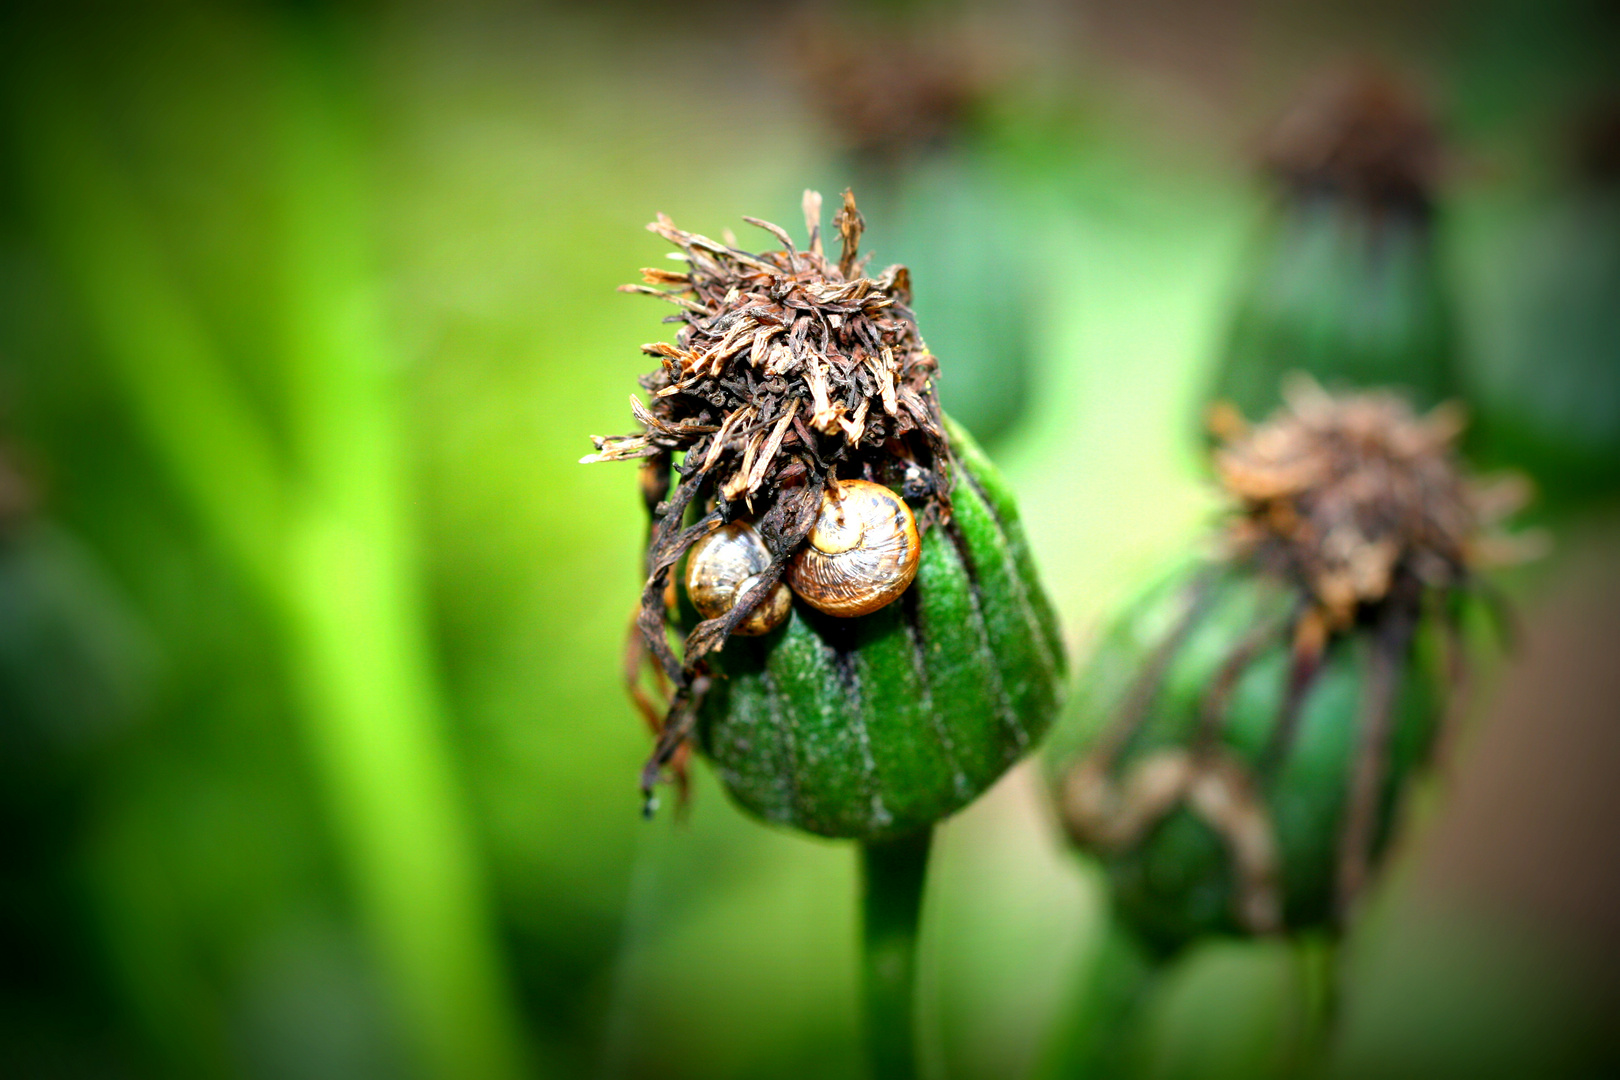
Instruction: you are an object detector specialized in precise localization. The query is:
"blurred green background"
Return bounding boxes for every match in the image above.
[1,1,1617,1078]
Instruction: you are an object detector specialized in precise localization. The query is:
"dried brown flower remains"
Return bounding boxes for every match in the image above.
[1212,379,1502,632]
[793,12,991,165]
[1213,381,1536,914]
[1261,67,1441,217]
[1059,384,1534,937]
[584,190,951,805]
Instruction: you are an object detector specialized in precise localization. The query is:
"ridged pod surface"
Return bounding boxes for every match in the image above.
[683,419,1065,841]
[1045,564,1447,951]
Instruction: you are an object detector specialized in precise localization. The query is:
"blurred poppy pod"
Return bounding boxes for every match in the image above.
[1470,100,1620,511]
[588,191,1064,838]
[1207,69,1459,425]
[792,9,1035,449]
[1047,382,1526,951]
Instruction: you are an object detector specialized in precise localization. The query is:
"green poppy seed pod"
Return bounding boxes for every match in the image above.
[1048,386,1516,951]
[1207,69,1459,425]
[589,191,1065,831]
[688,417,1064,841]
[1045,564,1446,951]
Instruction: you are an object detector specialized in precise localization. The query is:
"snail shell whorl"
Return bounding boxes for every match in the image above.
[685,521,791,636]
[786,479,921,617]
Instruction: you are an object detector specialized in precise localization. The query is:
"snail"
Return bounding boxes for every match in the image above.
[685,521,792,636]
[786,479,921,617]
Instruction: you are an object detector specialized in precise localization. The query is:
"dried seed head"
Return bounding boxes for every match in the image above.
[1261,66,1441,217]
[1214,378,1523,627]
[1055,385,1537,943]
[792,11,994,164]
[584,189,949,521]
[587,191,954,807]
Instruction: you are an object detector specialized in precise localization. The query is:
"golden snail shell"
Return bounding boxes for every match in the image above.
[685,521,792,636]
[786,479,920,617]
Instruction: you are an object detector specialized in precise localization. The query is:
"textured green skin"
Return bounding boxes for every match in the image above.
[687,419,1065,841]
[1209,199,1458,421]
[1046,564,1445,952]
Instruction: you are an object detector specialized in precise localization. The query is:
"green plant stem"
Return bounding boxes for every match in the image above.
[1295,933,1341,1075]
[861,829,933,1080]
[1032,912,1165,1080]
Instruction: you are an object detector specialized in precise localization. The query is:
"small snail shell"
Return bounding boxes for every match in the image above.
[786,479,920,618]
[685,521,792,636]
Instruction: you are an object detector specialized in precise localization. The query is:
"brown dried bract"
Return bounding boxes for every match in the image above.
[1214,378,1517,630]
[584,190,951,809]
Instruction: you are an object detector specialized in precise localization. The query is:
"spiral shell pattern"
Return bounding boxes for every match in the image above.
[685,521,792,636]
[786,480,921,618]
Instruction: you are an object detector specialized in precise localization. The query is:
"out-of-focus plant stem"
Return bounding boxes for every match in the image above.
[1032,913,1162,1080]
[861,830,932,1080]
[3,19,528,1080]
[1294,933,1341,1073]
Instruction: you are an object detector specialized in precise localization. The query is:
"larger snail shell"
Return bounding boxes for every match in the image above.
[685,521,792,636]
[786,479,921,618]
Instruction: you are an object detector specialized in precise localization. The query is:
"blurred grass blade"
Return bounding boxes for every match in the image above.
[4,23,530,1079]
[2,54,286,598]
[272,13,528,1079]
